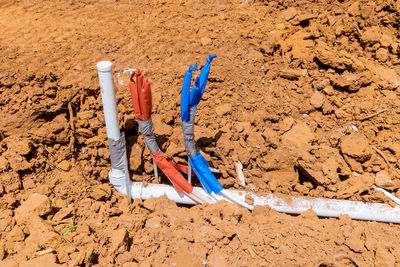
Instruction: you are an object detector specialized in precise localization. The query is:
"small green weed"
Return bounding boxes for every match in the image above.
[62,218,82,236]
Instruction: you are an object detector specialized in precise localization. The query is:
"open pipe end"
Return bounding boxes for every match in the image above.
[97,61,112,72]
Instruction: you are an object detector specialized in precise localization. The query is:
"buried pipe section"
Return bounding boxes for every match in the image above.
[131,182,400,224]
[97,61,400,224]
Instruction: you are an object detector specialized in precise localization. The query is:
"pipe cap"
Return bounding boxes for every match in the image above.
[97,61,113,72]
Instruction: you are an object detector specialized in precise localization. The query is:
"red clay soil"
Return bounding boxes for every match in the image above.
[1,0,400,266]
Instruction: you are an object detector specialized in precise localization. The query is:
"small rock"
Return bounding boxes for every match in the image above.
[215,104,232,116]
[345,230,365,253]
[207,252,228,267]
[343,155,363,173]
[323,85,334,95]
[282,121,315,150]
[16,139,34,156]
[297,158,330,186]
[7,154,30,171]
[380,33,393,48]
[6,138,34,156]
[52,207,73,222]
[142,196,177,212]
[330,72,369,92]
[280,117,294,132]
[200,37,212,46]
[279,68,303,79]
[15,193,52,222]
[111,228,129,253]
[299,209,318,220]
[340,133,371,162]
[246,132,265,148]
[90,184,112,201]
[312,79,330,90]
[6,226,25,242]
[153,116,173,136]
[260,36,277,55]
[348,1,360,16]
[375,48,388,62]
[310,91,325,109]
[234,122,245,133]
[282,7,297,21]
[360,26,381,45]
[375,170,393,189]
[261,128,279,147]
[70,250,85,266]
[372,165,381,173]
[374,67,400,90]
[0,156,10,172]
[234,146,251,167]
[0,172,21,193]
[25,217,59,247]
[57,160,71,171]
[77,110,95,120]
[76,128,94,138]
[2,193,18,209]
[374,245,395,267]
[144,161,154,174]
[129,144,143,171]
[20,253,60,267]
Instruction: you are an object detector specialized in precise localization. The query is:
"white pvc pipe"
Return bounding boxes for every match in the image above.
[97,61,120,140]
[109,171,400,223]
[373,185,400,205]
[98,61,132,202]
[98,60,400,224]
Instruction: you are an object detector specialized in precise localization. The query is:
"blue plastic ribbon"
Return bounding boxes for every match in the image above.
[190,152,223,194]
[181,63,198,122]
[189,54,217,107]
[181,55,223,195]
[181,54,217,122]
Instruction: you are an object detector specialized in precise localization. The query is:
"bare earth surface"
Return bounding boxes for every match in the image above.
[1,0,400,266]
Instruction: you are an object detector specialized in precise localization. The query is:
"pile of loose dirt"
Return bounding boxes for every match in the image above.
[1,0,400,265]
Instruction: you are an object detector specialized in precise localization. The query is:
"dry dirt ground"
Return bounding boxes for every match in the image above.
[1,0,400,266]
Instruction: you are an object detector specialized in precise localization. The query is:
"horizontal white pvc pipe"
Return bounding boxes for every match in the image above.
[97,61,120,141]
[109,172,400,223]
[99,61,400,224]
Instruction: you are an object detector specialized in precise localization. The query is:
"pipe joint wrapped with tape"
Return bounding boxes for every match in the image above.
[180,55,254,209]
[108,133,128,171]
[182,107,197,157]
[128,68,201,198]
[180,56,223,191]
[137,119,161,154]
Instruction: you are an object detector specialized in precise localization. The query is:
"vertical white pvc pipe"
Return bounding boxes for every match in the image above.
[97,61,132,202]
[97,61,120,141]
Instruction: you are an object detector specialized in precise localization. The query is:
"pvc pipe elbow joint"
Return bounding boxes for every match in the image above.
[109,168,131,196]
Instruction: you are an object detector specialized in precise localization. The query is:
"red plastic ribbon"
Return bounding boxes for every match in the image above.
[151,152,193,194]
[128,69,193,194]
[129,69,152,121]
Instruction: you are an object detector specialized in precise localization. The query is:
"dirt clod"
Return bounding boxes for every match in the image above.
[375,171,393,189]
[340,133,372,163]
[90,184,112,201]
[15,194,52,221]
